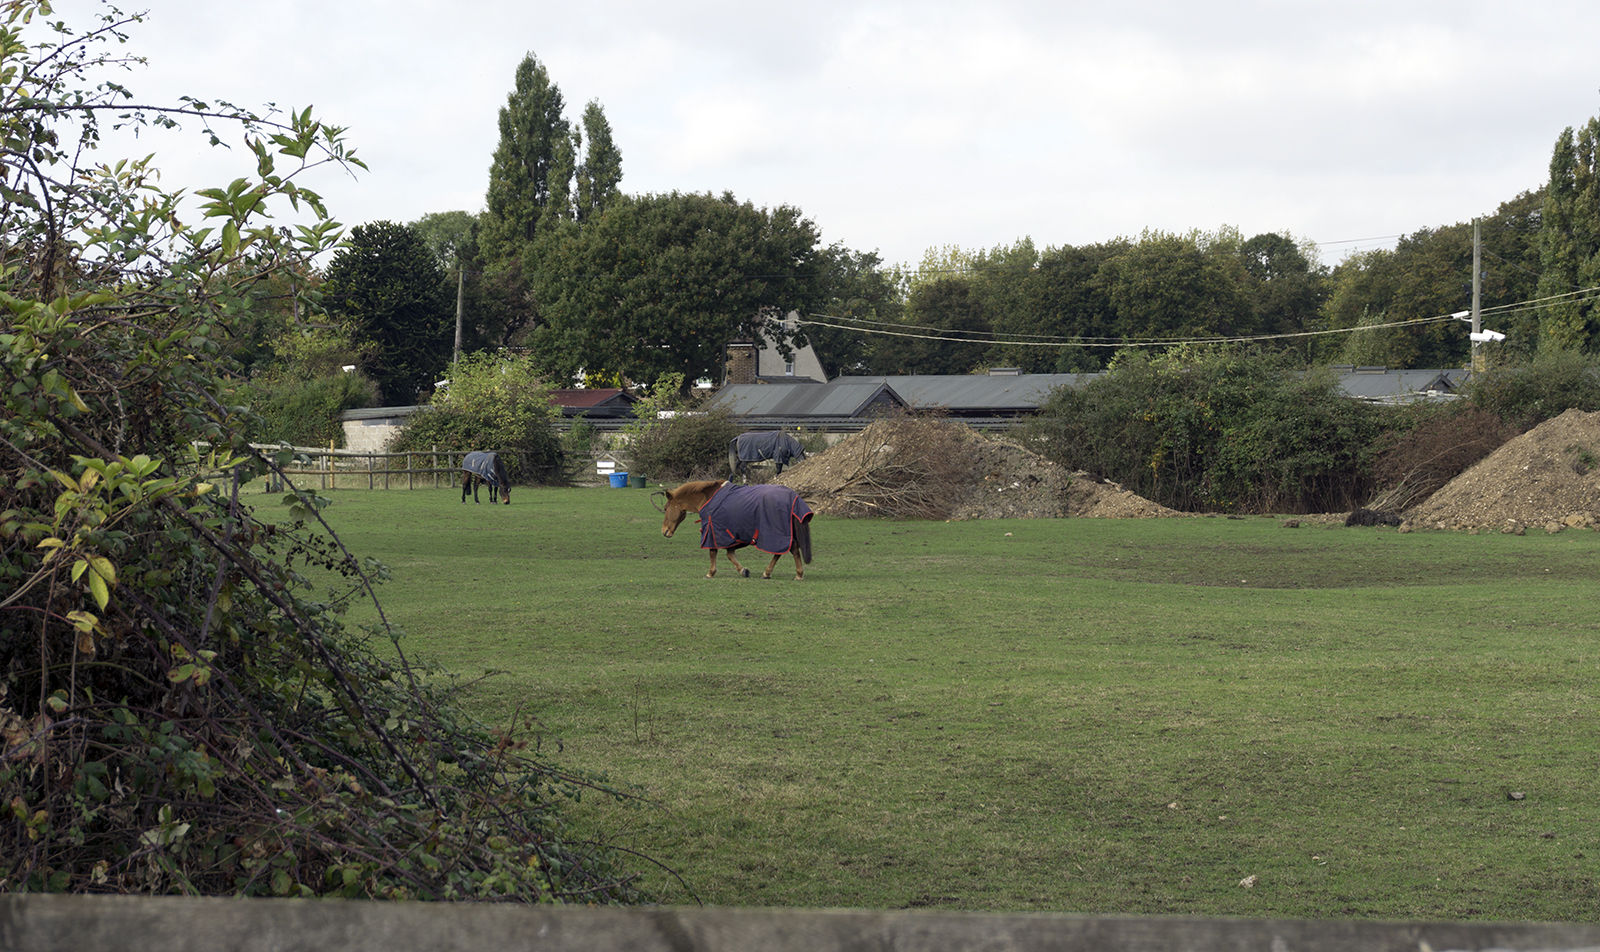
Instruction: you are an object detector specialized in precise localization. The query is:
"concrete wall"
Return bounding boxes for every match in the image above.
[5,895,1600,952]
[341,418,406,453]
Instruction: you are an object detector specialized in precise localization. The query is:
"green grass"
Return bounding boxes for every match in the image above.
[279,484,1599,919]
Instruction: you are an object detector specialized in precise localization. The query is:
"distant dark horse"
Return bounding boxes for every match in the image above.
[729,431,806,482]
[461,451,510,505]
[657,480,813,579]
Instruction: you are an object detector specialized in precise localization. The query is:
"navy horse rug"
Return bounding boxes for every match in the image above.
[461,451,510,504]
[698,483,813,556]
[730,431,806,479]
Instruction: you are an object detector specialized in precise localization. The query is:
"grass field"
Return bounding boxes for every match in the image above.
[282,483,1599,919]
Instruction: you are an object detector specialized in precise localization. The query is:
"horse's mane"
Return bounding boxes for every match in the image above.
[674,479,725,496]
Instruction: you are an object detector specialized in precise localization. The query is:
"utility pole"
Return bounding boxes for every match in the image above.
[1471,218,1483,372]
[453,266,465,365]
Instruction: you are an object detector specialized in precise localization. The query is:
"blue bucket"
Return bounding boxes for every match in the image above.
[608,472,630,488]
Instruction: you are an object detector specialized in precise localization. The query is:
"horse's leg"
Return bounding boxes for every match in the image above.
[791,549,805,581]
[723,543,750,578]
[706,549,718,579]
[760,552,780,580]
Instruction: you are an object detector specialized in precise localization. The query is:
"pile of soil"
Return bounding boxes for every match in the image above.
[776,420,1183,520]
[1403,408,1600,532]
[769,409,1600,529]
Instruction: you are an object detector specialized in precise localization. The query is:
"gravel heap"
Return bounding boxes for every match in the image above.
[1403,407,1600,533]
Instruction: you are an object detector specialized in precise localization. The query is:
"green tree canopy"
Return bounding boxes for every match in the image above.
[527,191,827,388]
[575,100,623,224]
[873,276,993,374]
[323,221,455,403]
[1538,116,1600,351]
[1096,228,1256,341]
[801,244,904,378]
[480,53,569,262]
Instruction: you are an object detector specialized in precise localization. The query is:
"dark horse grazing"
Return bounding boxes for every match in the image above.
[658,480,813,579]
[461,451,510,505]
[729,431,806,482]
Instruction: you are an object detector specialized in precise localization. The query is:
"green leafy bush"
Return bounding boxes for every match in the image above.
[389,352,565,485]
[0,6,642,902]
[235,371,379,448]
[1465,348,1600,426]
[625,407,743,482]
[1024,346,1383,513]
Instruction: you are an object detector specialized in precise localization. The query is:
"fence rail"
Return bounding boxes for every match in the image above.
[243,445,488,492]
[235,445,589,492]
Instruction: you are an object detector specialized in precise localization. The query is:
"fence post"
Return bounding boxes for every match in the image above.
[432,446,438,490]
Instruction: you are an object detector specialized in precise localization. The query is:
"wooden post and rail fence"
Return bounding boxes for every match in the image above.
[231,444,595,492]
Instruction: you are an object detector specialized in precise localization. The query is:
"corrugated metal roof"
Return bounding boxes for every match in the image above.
[710,380,907,417]
[838,374,1101,411]
[1334,369,1467,402]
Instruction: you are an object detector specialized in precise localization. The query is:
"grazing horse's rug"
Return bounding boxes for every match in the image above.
[461,451,509,504]
[730,431,806,474]
[698,483,813,555]
[462,451,503,485]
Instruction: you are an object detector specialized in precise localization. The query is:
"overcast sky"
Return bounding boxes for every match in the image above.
[94,0,1600,269]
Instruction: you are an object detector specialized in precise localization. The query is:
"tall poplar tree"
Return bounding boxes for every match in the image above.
[576,100,624,223]
[481,53,569,263]
[1538,115,1600,351]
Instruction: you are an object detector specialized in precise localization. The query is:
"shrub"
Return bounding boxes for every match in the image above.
[235,371,380,448]
[1465,348,1600,427]
[388,353,564,485]
[1024,346,1383,513]
[625,407,742,482]
[1370,403,1521,510]
[1,5,642,901]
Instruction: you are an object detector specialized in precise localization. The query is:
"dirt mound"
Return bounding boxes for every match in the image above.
[1403,407,1600,532]
[776,419,1182,520]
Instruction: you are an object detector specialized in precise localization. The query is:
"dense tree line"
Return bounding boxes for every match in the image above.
[227,56,1600,445]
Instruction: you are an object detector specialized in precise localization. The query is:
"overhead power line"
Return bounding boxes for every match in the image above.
[797,284,1600,350]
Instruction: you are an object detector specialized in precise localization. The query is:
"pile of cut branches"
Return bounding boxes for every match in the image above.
[778,416,982,519]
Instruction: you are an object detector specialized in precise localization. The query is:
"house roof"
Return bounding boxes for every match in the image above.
[548,388,637,409]
[1331,368,1468,402]
[840,374,1102,413]
[710,380,907,417]
[547,388,638,418]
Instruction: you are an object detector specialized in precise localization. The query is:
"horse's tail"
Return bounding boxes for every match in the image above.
[494,455,511,504]
[792,515,812,564]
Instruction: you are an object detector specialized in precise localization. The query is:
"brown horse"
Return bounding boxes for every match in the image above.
[658,480,813,580]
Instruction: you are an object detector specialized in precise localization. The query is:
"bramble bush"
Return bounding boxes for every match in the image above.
[1,3,643,901]
[1369,404,1521,511]
[625,407,743,482]
[1025,346,1383,513]
[619,374,742,482]
[235,371,379,449]
[1464,347,1600,427]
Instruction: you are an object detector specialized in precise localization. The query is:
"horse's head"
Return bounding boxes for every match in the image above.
[660,487,692,538]
[659,481,720,538]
